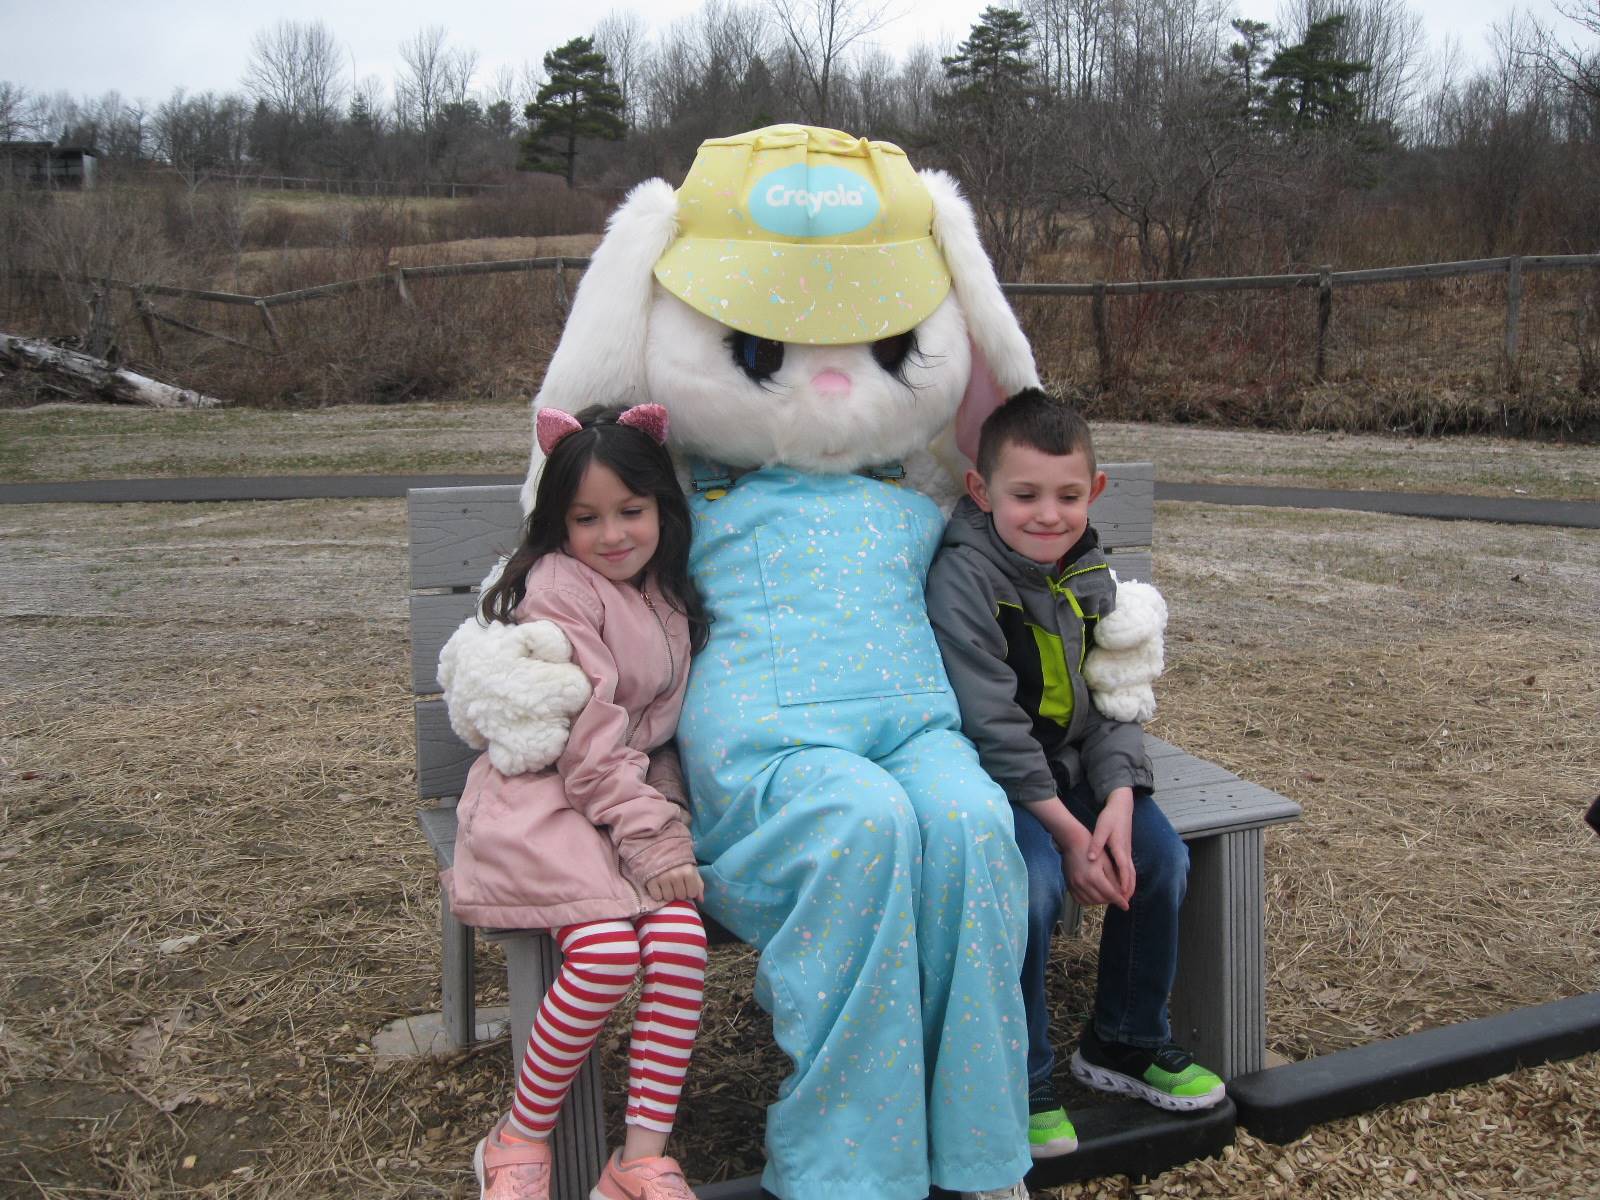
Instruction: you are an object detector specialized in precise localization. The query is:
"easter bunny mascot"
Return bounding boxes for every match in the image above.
[485,126,1050,1200]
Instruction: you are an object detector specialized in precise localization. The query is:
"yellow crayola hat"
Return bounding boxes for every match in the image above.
[652,124,951,346]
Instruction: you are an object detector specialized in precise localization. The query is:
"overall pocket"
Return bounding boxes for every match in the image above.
[754,516,948,707]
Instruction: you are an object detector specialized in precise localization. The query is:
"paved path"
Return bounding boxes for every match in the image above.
[1,474,1596,529]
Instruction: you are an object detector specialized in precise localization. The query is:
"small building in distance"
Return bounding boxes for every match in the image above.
[1,141,99,189]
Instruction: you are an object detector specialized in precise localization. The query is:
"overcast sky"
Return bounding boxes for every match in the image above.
[0,0,1582,109]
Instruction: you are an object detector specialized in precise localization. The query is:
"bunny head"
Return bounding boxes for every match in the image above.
[521,125,1039,510]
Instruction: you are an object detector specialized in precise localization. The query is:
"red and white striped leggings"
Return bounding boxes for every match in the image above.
[508,901,707,1139]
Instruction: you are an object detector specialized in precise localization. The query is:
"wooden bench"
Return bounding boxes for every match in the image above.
[407,464,1301,1199]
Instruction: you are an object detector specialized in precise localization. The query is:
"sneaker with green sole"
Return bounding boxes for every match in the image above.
[1026,1080,1078,1158]
[1069,1029,1226,1112]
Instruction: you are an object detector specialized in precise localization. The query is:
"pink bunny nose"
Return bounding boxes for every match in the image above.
[811,370,853,397]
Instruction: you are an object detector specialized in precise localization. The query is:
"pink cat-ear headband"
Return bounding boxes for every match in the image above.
[536,404,670,455]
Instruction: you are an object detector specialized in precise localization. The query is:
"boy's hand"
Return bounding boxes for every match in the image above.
[1021,795,1130,912]
[1062,839,1128,910]
[644,864,704,902]
[1087,787,1136,908]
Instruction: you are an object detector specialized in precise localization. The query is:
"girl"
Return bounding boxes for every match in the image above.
[447,404,712,1200]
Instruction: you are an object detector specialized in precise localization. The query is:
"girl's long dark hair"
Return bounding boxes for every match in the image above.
[481,406,710,652]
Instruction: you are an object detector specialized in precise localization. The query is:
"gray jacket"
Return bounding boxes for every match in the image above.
[926,496,1154,807]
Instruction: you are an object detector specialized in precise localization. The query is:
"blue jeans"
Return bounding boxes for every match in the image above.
[1013,780,1190,1088]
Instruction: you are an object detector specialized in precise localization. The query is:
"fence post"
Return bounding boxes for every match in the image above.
[1091,282,1112,392]
[1315,266,1333,383]
[554,258,570,315]
[389,261,414,310]
[83,284,114,359]
[256,300,284,351]
[1504,255,1523,389]
[135,289,164,362]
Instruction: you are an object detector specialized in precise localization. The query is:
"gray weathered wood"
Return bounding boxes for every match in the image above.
[1091,282,1112,388]
[1102,549,1152,584]
[1505,255,1523,366]
[1315,267,1333,382]
[441,887,475,1050]
[1169,829,1268,1080]
[498,932,608,1200]
[0,333,224,408]
[411,592,480,695]
[261,275,389,306]
[255,301,284,351]
[1332,257,1516,285]
[415,699,476,802]
[408,486,525,591]
[389,262,414,310]
[404,257,582,280]
[147,305,265,353]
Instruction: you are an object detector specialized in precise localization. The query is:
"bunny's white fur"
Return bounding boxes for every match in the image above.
[1083,575,1169,725]
[469,160,1048,773]
[436,617,591,777]
[522,169,1039,509]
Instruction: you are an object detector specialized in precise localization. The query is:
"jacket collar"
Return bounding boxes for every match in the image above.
[945,495,1105,587]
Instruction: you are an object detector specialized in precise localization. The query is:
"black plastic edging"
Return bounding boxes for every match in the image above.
[696,1097,1237,1198]
[1229,992,1600,1144]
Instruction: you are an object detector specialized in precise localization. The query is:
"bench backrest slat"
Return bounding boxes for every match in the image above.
[409,463,1156,802]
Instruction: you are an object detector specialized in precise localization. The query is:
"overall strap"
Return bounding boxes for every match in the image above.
[689,457,906,496]
[688,457,734,500]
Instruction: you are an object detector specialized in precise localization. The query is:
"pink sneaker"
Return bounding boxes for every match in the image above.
[588,1150,698,1200]
[473,1116,552,1200]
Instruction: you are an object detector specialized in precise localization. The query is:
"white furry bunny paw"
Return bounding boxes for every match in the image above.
[436,617,590,776]
[1084,577,1168,724]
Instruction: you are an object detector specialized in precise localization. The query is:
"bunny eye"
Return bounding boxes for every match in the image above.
[729,332,786,381]
[871,331,916,374]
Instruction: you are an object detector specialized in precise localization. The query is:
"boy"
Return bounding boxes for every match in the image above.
[926,390,1225,1160]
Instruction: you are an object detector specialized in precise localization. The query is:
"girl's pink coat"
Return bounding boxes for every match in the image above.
[444,553,695,930]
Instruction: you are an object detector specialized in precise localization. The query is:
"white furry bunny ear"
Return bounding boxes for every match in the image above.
[522,178,681,512]
[921,169,1042,463]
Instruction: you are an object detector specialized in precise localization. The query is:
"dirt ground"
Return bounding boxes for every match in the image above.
[2,401,1598,501]
[2,437,1598,1198]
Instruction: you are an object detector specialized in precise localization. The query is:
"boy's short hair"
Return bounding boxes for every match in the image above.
[974,388,1097,478]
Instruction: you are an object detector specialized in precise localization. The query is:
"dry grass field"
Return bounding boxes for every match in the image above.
[2,420,1597,1199]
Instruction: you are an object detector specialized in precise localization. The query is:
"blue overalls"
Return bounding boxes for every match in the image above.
[676,465,1031,1200]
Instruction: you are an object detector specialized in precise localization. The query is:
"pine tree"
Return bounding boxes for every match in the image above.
[1262,16,1372,133]
[522,37,625,187]
[941,6,1036,97]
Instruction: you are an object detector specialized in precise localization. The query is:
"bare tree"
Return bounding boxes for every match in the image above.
[766,0,899,125]
[640,0,775,138]
[1439,13,1559,253]
[485,64,522,110]
[243,19,346,127]
[1023,0,1116,102]
[152,89,250,174]
[594,9,652,129]
[0,81,42,141]
[1061,74,1255,278]
[1530,0,1600,109]
[396,26,449,137]
[892,39,948,132]
[839,45,901,132]
[396,26,479,170]
[1407,33,1465,145]
[35,90,149,160]
[444,47,480,110]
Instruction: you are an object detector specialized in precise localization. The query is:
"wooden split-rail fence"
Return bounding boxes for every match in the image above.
[7,253,1599,381]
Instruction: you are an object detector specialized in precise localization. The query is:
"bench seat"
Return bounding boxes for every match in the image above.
[406,468,1300,1199]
